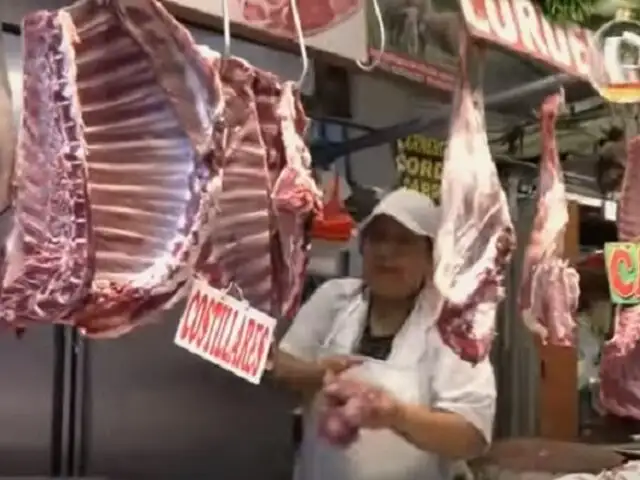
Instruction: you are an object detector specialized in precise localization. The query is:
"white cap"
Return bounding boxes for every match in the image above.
[359,188,440,239]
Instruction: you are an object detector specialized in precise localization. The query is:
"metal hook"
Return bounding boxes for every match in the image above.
[357,0,385,71]
[222,0,231,58]
[289,0,309,87]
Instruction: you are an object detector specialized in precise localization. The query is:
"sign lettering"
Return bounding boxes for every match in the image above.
[458,0,592,79]
[604,242,640,305]
[395,135,444,203]
[174,279,276,384]
[369,0,457,90]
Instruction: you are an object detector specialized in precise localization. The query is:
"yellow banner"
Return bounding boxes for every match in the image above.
[395,135,444,204]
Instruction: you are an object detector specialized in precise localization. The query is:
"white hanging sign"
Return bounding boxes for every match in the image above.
[174,279,276,385]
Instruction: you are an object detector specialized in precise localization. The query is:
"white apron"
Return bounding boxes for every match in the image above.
[294,287,451,480]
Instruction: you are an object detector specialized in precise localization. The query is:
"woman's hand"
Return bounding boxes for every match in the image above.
[322,373,401,430]
[320,373,487,458]
[271,351,363,402]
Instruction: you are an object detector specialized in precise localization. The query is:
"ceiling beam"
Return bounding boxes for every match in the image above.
[312,73,578,165]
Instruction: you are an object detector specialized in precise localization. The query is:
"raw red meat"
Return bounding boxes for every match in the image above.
[269,82,322,319]
[239,0,360,37]
[0,10,93,326]
[433,32,515,365]
[518,94,580,346]
[1,0,220,335]
[196,55,275,315]
[196,51,320,319]
[600,136,640,419]
[599,305,640,419]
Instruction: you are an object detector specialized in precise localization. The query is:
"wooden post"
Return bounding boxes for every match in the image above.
[537,201,580,440]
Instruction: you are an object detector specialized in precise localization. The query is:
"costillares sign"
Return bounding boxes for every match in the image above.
[174,279,276,384]
[604,242,640,305]
[459,0,592,79]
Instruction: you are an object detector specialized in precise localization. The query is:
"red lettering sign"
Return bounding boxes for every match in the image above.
[459,0,592,79]
[604,242,640,305]
[177,290,202,344]
[610,248,635,299]
[174,280,277,384]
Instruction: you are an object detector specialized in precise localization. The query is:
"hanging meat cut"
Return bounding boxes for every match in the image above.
[1,0,220,334]
[0,10,93,326]
[196,48,320,319]
[519,94,580,346]
[433,31,515,365]
[600,135,640,419]
[240,0,360,37]
[196,54,275,315]
[269,82,322,320]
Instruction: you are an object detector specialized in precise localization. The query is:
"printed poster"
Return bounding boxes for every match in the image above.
[367,0,457,90]
[167,0,367,62]
[394,134,444,204]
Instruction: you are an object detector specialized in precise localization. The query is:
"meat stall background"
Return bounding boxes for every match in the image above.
[0,1,615,479]
[0,14,298,480]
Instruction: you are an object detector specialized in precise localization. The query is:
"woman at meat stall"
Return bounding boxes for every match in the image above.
[270,187,495,480]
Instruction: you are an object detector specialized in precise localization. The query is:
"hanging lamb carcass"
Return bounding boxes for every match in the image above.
[194,47,321,321]
[600,135,640,419]
[433,30,516,365]
[0,0,221,336]
[519,93,580,346]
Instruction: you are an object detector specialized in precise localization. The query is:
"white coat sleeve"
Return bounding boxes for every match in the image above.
[279,278,358,361]
[431,342,497,444]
